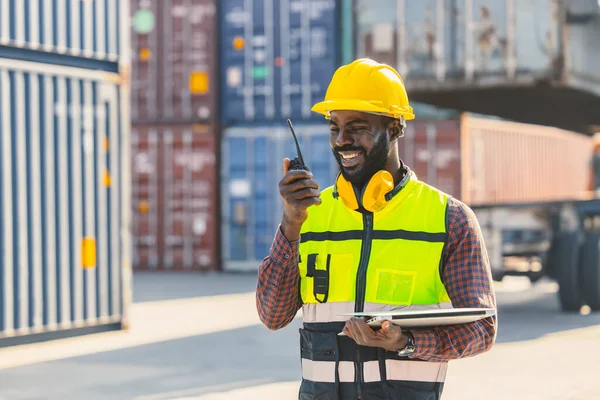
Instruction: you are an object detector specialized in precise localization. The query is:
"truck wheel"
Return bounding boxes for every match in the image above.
[556,232,584,312]
[544,238,559,280]
[581,233,600,310]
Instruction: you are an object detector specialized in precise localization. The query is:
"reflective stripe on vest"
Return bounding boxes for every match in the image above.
[301,301,454,323]
[297,171,451,395]
[302,359,448,383]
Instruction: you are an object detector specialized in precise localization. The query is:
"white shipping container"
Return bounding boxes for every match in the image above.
[0,0,122,61]
[0,57,131,341]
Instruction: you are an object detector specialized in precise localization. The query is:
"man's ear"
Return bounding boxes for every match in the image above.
[387,119,405,141]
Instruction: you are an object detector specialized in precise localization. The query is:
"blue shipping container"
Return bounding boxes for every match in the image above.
[221,123,338,271]
[220,0,340,125]
[0,0,125,67]
[0,58,132,341]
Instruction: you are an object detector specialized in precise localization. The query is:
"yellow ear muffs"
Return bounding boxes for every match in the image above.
[335,173,359,210]
[362,170,394,212]
[335,170,395,212]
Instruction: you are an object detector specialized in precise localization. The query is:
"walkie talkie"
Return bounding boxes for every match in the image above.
[286,119,310,172]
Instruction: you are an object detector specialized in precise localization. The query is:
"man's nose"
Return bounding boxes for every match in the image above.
[335,129,353,148]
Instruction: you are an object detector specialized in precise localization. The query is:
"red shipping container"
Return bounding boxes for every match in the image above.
[398,114,593,205]
[400,119,463,199]
[131,124,218,271]
[130,0,217,123]
[130,0,161,123]
[459,114,593,205]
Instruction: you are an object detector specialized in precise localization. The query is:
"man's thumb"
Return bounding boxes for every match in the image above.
[282,158,290,175]
[382,320,392,331]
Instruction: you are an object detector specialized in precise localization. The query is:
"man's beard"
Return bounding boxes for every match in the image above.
[333,134,389,187]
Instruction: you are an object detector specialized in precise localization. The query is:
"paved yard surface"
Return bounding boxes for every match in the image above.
[0,272,598,400]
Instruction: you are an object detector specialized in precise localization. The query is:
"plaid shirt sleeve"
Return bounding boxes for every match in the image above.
[256,226,303,330]
[409,197,498,362]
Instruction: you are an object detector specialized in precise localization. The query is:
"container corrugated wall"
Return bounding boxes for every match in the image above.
[0,61,130,339]
[130,0,218,123]
[0,3,131,342]
[219,0,340,125]
[221,124,337,271]
[400,119,462,199]
[129,0,220,272]
[353,0,560,83]
[131,124,218,271]
[460,113,593,205]
[0,0,122,62]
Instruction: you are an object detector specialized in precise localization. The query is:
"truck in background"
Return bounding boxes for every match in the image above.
[461,115,600,312]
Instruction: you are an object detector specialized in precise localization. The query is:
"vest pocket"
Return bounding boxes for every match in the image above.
[299,328,340,399]
[299,253,355,304]
[300,328,339,362]
[373,269,417,305]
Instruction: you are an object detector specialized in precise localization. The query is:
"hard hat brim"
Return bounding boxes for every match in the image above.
[311,99,415,120]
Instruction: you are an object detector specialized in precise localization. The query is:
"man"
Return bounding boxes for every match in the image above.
[256,58,497,399]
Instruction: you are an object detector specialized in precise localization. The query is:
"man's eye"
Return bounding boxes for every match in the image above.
[350,127,366,133]
[330,128,339,134]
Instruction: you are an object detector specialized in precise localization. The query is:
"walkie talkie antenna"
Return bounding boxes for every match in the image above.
[287,119,305,165]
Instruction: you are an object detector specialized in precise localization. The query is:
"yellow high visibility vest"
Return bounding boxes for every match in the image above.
[296,170,452,399]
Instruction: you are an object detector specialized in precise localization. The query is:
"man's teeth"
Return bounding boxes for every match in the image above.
[341,152,360,159]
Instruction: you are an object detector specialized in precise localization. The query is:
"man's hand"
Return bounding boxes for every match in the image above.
[279,158,321,241]
[342,318,408,352]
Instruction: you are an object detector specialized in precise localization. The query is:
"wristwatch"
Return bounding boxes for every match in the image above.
[397,331,416,356]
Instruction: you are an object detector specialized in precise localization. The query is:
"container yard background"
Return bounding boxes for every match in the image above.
[1,1,600,399]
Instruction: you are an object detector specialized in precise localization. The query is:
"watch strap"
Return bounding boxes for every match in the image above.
[397,331,416,356]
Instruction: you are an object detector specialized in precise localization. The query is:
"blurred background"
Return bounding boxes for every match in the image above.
[1,0,600,399]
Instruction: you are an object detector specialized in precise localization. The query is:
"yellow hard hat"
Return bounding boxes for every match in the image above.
[311,58,415,121]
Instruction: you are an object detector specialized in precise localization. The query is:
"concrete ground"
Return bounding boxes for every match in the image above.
[0,272,598,400]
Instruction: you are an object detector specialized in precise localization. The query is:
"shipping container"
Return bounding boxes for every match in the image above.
[130,0,161,122]
[221,123,338,271]
[130,0,218,123]
[131,124,218,271]
[0,0,123,64]
[219,0,340,125]
[397,114,593,205]
[400,119,463,199]
[459,113,593,205]
[352,0,600,135]
[0,57,131,342]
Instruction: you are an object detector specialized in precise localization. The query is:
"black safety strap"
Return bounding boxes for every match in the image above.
[306,254,317,278]
[313,254,330,303]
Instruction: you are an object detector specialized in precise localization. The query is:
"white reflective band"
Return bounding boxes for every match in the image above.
[385,359,448,383]
[302,302,454,323]
[301,359,448,383]
[363,361,381,383]
[301,360,354,383]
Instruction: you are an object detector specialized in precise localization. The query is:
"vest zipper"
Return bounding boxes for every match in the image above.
[354,212,373,398]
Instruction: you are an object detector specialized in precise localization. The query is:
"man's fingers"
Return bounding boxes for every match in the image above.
[279,179,320,196]
[279,170,313,186]
[296,196,322,208]
[346,318,378,346]
[284,188,321,203]
[353,318,378,341]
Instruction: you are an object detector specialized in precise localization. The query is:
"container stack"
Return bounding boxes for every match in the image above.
[0,2,131,342]
[219,0,343,272]
[129,0,219,271]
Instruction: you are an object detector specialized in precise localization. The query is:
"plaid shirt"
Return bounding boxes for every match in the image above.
[255,196,497,363]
